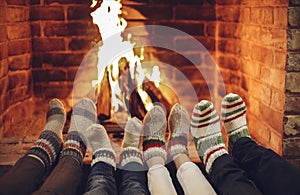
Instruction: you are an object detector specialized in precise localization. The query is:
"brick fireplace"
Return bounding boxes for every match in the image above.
[0,0,300,166]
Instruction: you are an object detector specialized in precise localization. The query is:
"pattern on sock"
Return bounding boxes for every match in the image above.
[191,100,227,173]
[120,147,143,167]
[221,93,250,149]
[92,148,116,168]
[27,130,62,169]
[60,131,87,165]
[143,106,168,162]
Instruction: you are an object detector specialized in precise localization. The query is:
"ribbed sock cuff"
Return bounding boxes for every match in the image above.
[27,130,62,169]
[60,131,87,165]
[92,148,116,168]
[168,136,188,158]
[143,139,167,162]
[204,146,228,173]
[120,147,143,167]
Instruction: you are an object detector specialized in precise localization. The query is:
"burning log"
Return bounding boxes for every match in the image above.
[96,67,111,121]
[129,88,147,120]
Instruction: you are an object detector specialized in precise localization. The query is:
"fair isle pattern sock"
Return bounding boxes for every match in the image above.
[27,99,66,169]
[221,93,250,150]
[143,106,168,162]
[60,131,87,165]
[83,124,116,168]
[120,147,143,167]
[168,104,190,159]
[191,100,227,173]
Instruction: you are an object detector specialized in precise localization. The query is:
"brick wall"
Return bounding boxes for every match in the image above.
[0,0,34,140]
[284,0,300,166]
[30,0,98,109]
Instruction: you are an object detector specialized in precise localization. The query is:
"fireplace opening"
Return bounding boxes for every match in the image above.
[0,0,300,167]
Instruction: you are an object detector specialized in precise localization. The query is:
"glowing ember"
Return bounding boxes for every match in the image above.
[90,0,160,117]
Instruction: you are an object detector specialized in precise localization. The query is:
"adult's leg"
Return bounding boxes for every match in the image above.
[34,98,97,195]
[222,93,300,195]
[0,99,66,195]
[191,100,262,195]
[169,104,216,195]
[119,118,150,195]
[83,124,117,195]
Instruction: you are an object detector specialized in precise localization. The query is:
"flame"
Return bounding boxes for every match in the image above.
[90,0,160,116]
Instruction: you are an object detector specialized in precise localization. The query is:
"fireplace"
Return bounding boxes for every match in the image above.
[0,0,300,167]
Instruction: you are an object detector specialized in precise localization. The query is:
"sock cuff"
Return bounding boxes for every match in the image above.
[27,130,62,169]
[120,147,143,167]
[144,147,167,162]
[92,148,116,168]
[168,136,188,158]
[60,131,87,165]
[205,147,228,173]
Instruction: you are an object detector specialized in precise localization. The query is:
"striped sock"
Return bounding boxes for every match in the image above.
[143,106,167,163]
[191,100,227,173]
[61,98,97,165]
[168,104,190,159]
[221,93,250,150]
[27,99,66,169]
[120,118,143,168]
[84,124,116,168]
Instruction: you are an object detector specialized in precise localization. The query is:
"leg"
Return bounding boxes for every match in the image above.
[222,93,300,195]
[119,118,150,195]
[169,104,216,195]
[0,99,66,195]
[191,100,262,195]
[143,106,177,195]
[84,124,117,195]
[34,98,97,195]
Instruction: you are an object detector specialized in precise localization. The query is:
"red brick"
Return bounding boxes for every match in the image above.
[206,22,216,36]
[32,38,65,52]
[218,23,242,38]
[7,22,31,40]
[250,44,274,65]
[123,5,173,20]
[217,7,240,22]
[175,5,215,20]
[67,5,91,20]
[32,69,67,82]
[30,22,41,37]
[274,7,287,27]
[69,38,94,51]
[270,130,282,154]
[8,39,31,56]
[8,54,31,70]
[271,89,285,113]
[8,71,31,89]
[30,6,64,21]
[248,114,271,146]
[8,86,32,105]
[45,0,90,4]
[250,7,273,25]
[220,69,240,85]
[6,0,27,5]
[216,0,242,5]
[30,0,40,5]
[0,76,8,96]
[155,51,201,67]
[218,39,241,55]
[259,102,283,134]
[176,66,205,81]
[274,50,286,70]
[240,7,250,23]
[44,84,72,99]
[192,81,212,100]
[8,98,34,124]
[153,21,205,36]
[0,25,7,42]
[240,74,250,91]
[7,7,29,22]
[43,53,85,67]
[67,67,79,81]
[0,60,8,78]
[0,43,8,60]
[0,6,7,23]
[44,22,91,37]
[260,67,285,90]
[218,56,240,70]
[249,80,271,105]
[174,37,214,52]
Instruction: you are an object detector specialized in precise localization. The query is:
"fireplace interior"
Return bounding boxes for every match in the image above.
[0,0,300,169]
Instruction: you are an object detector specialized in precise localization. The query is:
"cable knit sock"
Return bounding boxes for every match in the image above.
[120,117,143,168]
[27,98,66,169]
[143,106,167,165]
[168,103,190,159]
[191,100,227,173]
[84,124,116,168]
[221,93,250,150]
[61,98,97,165]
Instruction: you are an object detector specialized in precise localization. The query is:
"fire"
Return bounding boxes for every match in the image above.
[90,0,160,117]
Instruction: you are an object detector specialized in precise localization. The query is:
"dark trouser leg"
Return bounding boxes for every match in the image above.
[33,156,82,195]
[210,154,262,195]
[119,162,150,195]
[85,162,117,195]
[232,137,300,195]
[0,156,46,195]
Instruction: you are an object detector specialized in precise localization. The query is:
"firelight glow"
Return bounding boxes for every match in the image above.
[90,0,161,115]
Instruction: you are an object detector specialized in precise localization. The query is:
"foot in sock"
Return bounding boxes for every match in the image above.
[221,93,250,150]
[120,117,143,168]
[84,124,116,168]
[168,103,190,160]
[143,105,167,166]
[191,100,227,173]
[61,98,97,165]
[27,98,66,169]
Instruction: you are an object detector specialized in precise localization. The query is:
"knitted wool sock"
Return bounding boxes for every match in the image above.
[84,124,116,168]
[27,98,66,169]
[60,98,97,165]
[221,93,250,150]
[191,100,228,173]
[120,117,143,167]
[168,103,190,159]
[143,106,167,164]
